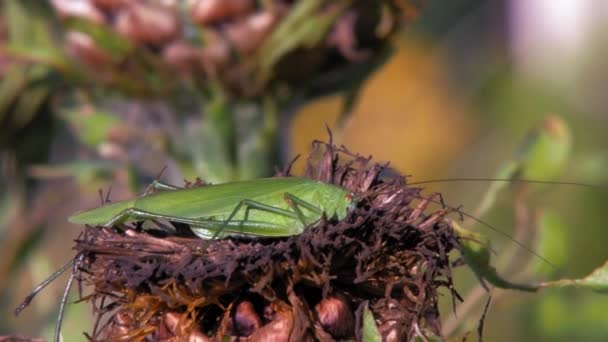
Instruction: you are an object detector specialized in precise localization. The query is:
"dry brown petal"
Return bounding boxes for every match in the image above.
[115,3,180,46]
[314,295,355,338]
[191,0,254,25]
[106,311,133,339]
[248,307,293,342]
[51,0,106,24]
[65,31,114,67]
[162,311,182,335]
[234,301,262,336]
[225,11,278,55]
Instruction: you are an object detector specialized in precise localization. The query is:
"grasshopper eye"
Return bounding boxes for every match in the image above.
[345,193,358,212]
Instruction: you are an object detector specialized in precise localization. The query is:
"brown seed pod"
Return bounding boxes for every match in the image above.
[191,0,254,25]
[315,294,355,338]
[234,300,263,336]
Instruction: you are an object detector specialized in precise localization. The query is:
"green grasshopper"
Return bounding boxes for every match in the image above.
[20,177,355,342]
[69,177,357,239]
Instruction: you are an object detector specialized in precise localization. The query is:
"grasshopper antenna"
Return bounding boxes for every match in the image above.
[14,258,75,315]
[53,255,82,342]
[407,178,597,188]
[415,194,557,268]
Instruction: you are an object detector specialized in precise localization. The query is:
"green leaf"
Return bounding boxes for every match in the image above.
[11,67,52,129]
[453,221,537,292]
[255,0,348,83]
[362,303,382,342]
[542,261,608,294]
[3,0,69,71]
[454,220,608,294]
[514,115,572,182]
[532,209,569,276]
[471,115,572,220]
[0,66,27,116]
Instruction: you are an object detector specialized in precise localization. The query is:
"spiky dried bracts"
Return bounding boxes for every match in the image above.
[50,0,425,97]
[75,141,459,341]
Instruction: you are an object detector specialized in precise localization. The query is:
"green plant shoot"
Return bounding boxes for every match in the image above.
[69,177,356,239]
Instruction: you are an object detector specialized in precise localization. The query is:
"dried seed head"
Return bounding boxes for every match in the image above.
[50,0,425,97]
[76,141,457,340]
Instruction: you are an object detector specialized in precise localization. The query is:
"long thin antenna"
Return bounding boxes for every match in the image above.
[408,193,556,268]
[455,209,556,268]
[54,258,78,342]
[14,259,75,315]
[408,178,596,188]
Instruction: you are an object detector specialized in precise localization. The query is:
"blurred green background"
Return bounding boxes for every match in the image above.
[1,0,607,341]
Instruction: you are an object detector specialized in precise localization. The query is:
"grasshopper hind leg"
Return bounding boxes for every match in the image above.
[142,180,183,196]
[210,194,324,239]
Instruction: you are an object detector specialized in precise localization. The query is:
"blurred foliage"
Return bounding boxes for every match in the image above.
[1,0,607,341]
